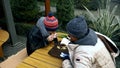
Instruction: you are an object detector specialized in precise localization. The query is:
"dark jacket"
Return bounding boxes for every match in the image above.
[26,25,49,55]
[26,17,50,55]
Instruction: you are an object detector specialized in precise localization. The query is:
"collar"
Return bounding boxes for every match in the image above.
[74,28,97,45]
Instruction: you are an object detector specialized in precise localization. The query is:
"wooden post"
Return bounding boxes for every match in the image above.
[2,0,18,45]
[45,0,50,16]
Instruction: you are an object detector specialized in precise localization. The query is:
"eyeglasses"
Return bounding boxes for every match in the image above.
[67,35,71,40]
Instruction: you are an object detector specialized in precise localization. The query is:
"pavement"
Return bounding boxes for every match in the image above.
[0,35,26,62]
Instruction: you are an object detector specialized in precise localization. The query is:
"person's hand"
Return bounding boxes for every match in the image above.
[53,33,57,38]
[60,52,70,60]
[47,33,57,41]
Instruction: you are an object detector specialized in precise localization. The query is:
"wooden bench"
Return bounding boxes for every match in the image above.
[0,29,9,57]
[16,32,67,68]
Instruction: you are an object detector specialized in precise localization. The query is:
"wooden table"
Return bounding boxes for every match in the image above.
[0,29,9,57]
[17,32,67,68]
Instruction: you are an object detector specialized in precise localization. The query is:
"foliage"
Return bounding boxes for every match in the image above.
[15,23,34,36]
[84,0,120,40]
[56,0,75,31]
[98,0,107,9]
[74,0,99,10]
[37,0,57,3]
[10,0,39,22]
[37,0,44,2]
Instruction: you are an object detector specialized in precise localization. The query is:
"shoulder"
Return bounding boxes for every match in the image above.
[95,32,115,45]
[95,32,119,57]
[38,17,45,22]
[29,26,41,35]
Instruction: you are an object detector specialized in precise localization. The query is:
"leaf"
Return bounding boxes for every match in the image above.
[83,5,96,22]
[84,0,120,39]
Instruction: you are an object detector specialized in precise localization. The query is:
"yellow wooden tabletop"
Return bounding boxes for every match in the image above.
[17,32,67,68]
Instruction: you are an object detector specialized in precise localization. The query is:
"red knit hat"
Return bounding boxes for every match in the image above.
[44,13,58,31]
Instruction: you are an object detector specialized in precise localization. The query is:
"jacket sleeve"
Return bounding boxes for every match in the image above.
[62,59,73,68]
[26,26,49,55]
[34,28,49,47]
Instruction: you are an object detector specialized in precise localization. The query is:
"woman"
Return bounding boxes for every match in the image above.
[26,12,59,55]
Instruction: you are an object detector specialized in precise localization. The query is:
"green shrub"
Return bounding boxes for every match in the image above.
[56,0,75,31]
[15,23,34,36]
[37,0,44,2]
[11,0,39,22]
[84,0,120,41]
[38,0,57,2]
[74,0,99,10]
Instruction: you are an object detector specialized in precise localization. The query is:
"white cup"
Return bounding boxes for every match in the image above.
[60,38,70,46]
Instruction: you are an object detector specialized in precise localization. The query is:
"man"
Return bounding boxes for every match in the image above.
[60,16,119,68]
[26,12,59,55]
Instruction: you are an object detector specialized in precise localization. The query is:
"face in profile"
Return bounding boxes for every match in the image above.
[68,34,78,42]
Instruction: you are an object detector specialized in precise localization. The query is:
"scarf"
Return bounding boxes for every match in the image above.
[36,17,49,38]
